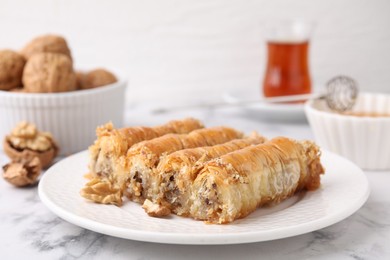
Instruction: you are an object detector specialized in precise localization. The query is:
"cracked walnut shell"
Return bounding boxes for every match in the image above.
[4,122,58,168]
[2,157,42,187]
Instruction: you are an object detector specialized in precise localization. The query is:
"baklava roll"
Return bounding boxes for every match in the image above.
[190,137,325,224]
[88,117,204,178]
[125,126,243,203]
[155,134,267,216]
[81,118,203,205]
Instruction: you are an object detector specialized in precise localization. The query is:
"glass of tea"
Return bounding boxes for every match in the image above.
[263,20,315,97]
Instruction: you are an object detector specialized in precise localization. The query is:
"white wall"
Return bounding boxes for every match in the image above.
[1,0,389,103]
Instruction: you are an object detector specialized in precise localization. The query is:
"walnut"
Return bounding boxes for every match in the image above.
[2,157,41,187]
[22,53,77,93]
[21,34,72,60]
[0,50,26,90]
[9,87,25,93]
[142,199,171,217]
[4,121,58,168]
[77,69,117,90]
[80,178,123,206]
[75,71,88,90]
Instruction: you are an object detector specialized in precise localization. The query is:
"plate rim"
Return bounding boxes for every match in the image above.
[38,150,370,245]
[223,91,305,110]
[222,91,307,121]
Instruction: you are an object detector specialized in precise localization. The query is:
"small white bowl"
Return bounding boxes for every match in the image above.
[305,92,390,170]
[0,79,127,155]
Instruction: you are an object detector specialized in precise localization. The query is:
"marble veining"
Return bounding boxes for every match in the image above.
[0,105,389,260]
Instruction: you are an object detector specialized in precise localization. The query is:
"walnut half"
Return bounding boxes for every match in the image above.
[142,199,171,217]
[2,157,41,187]
[80,178,123,206]
[3,121,58,168]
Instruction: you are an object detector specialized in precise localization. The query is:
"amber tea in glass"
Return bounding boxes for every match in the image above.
[263,20,314,97]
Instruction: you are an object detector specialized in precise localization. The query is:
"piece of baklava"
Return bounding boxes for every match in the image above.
[155,134,267,216]
[81,118,203,205]
[125,126,244,203]
[190,137,325,224]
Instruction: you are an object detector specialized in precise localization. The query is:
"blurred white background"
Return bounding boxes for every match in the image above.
[1,0,389,104]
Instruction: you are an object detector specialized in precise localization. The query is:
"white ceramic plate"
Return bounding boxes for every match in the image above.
[223,90,307,122]
[39,150,369,245]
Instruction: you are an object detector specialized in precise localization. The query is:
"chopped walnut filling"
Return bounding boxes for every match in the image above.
[2,157,41,187]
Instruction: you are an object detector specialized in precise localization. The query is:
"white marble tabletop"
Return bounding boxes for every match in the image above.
[1,103,389,260]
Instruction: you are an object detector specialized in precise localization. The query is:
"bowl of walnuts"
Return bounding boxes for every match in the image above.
[0,35,127,155]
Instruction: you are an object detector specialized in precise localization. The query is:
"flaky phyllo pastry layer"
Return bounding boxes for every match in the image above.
[155,134,267,216]
[81,118,204,205]
[190,137,324,224]
[125,126,244,203]
[81,119,325,224]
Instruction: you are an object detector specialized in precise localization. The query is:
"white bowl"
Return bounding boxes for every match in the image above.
[305,92,390,170]
[0,79,127,155]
